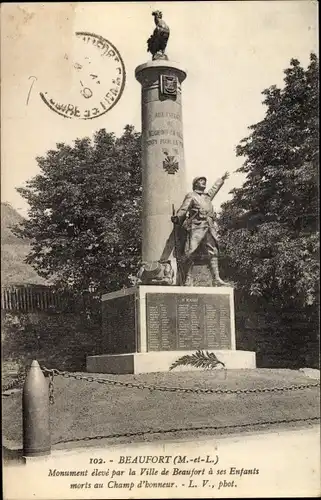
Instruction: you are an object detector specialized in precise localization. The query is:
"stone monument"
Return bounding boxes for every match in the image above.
[86,12,256,374]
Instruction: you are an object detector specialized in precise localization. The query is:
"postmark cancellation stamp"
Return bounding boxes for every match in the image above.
[40,32,126,120]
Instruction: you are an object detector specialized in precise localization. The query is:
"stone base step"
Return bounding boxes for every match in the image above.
[86,350,256,374]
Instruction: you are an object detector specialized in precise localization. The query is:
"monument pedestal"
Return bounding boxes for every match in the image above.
[86,286,256,374]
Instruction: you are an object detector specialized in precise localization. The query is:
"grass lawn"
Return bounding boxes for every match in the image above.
[2,369,320,450]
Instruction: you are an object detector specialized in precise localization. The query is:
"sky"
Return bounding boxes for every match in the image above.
[1,1,318,216]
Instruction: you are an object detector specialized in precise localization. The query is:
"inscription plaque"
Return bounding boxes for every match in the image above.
[146,293,232,351]
[102,294,137,353]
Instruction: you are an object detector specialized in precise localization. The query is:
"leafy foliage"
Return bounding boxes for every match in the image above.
[169,350,225,371]
[13,126,142,294]
[218,54,319,308]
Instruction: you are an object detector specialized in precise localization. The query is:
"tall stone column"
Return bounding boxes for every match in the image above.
[135,60,187,283]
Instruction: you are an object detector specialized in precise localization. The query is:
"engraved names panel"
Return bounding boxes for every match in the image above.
[146,293,232,351]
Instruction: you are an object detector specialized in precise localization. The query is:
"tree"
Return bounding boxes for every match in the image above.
[14,125,142,294]
[219,54,319,308]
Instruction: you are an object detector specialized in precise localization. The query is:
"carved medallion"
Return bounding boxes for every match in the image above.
[160,75,178,97]
[163,152,179,174]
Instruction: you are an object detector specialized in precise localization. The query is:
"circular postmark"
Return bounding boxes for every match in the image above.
[40,32,126,120]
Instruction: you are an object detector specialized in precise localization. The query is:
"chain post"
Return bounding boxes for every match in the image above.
[23,360,51,457]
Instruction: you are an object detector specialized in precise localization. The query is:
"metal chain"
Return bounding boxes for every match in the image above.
[41,366,320,405]
[2,378,23,393]
[4,366,318,445]
[48,372,55,404]
[2,369,27,393]
[53,415,320,446]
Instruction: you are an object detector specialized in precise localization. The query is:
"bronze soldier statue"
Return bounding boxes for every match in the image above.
[171,173,230,286]
[147,11,170,60]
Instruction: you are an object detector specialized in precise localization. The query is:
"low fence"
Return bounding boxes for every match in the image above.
[1,285,99,312]
[1,285,63,312]
[3,362,320,457]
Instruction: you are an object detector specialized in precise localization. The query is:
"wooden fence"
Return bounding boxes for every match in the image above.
[2,285,73,312]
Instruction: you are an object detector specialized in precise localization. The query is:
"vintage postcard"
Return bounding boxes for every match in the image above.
[1,2,320,499]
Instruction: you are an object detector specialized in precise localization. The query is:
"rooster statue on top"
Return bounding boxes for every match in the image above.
[147,11,170,60]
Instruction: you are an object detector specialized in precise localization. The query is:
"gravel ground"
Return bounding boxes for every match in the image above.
[2,369,320,451]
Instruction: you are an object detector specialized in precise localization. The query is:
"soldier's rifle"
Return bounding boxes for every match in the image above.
[172,204,184,285]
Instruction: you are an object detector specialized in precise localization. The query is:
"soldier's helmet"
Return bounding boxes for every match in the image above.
[192,176,207,189]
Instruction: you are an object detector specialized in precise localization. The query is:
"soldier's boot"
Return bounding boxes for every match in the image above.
[209,257,229,286]
[184,259,194,287]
